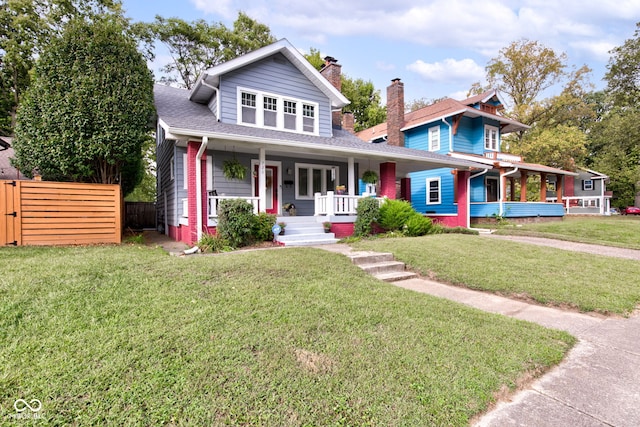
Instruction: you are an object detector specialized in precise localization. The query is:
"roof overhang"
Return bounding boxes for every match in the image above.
[401,107,529,134]
[189,39,349,109]
[449,152,578,177]
[161,124,490,176]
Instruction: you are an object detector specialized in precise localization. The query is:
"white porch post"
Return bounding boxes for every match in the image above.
[348,157,355,196]
[326,191,335,216]
[258,148,266,213]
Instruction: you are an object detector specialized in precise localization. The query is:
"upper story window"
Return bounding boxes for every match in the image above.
[429,126,440,151]
[582,179,594,191]
[484,125,499,151]
[237,87,319,135]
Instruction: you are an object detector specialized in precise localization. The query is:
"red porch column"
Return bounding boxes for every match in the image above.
[540,172,547,202]
[186,141,209,244]
[379,162,397,199]
[520,172,528,202]
[456,170,470,228]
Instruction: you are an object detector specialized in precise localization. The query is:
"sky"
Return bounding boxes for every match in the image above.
[121,0,639,104]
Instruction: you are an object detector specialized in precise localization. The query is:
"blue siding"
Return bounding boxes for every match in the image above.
[405,121,450,155]
[470,175,486,202]
[219,53,333,137]
[410,168,457,214]
[471,202,565,218]
[453,116,480,153]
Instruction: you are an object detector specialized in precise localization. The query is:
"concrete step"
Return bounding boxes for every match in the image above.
[374,271,419,282]
[358,260,407,276]
[349,253,395,266]
[274,231,338,246]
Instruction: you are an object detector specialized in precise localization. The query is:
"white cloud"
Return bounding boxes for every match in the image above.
[407,58,485,83]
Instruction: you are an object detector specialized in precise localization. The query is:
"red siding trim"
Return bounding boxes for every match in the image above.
[379,162,396,199]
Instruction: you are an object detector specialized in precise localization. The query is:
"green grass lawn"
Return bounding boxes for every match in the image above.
[353,234,640,315]
[0,245,574,426]
[491,215,640,249]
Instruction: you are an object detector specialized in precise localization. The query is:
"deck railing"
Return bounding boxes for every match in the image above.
[208,196,260,217]
[314,191,383,216]
[546,196,609,215]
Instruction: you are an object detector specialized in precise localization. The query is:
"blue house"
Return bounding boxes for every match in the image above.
[154,40,486,245]
[357,81,577,225]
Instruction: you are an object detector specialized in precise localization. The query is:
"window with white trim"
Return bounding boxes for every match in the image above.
[484,125,499,151]
[582,179,593,191]
[169,156,175,181]
[429,126,440,151]
[237,88,319,135]
[426,177,441,204]
[240,92,257,124]
[295,163,338,199]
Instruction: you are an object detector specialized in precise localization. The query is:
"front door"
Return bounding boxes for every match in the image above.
[486,177,499,202]
[254,165,278,214]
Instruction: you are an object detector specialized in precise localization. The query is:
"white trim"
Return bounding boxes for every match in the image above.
[206,155,213,191]
[251,159,282,214]
[169,155,175,181]
[426,177,441,205]
[429,126,440,151]
[237,86,319,136]
[182,154,188,190]
[295,162,339,200]
[484,125,499,151]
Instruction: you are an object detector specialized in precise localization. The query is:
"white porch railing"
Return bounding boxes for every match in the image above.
[546,196,610,215]
[209,196,260,217]
[314,191,383,216]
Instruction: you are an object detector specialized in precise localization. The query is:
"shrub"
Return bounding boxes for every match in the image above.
[354,197,380,237]
[403,214,433,236]
[216,199,255,248]
[198,233,232,253]
[378,199,415,231]
[252,212,277,241]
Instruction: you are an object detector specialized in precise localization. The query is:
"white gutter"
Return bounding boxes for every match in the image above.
[499,167,519,216]
[442,117,452,152]
[196,136,208,242]
[201,80,221,122]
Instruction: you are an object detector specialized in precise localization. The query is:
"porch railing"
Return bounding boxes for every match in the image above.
[314,191,383,216]
[209,196,260,217]
[546,196,608,214]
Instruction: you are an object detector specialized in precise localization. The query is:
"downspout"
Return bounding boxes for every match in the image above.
[442,117,452,152]
[201,80,221,122]
[499,167,519,216]
[196,136,208,242]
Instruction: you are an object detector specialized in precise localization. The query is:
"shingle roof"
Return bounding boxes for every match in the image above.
[0,140,28,180]
[154,84,489,171]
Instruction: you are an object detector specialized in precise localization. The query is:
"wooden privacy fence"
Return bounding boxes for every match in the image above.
[0,180,121,246]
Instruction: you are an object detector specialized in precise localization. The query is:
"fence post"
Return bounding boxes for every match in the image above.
[327,191,335,216]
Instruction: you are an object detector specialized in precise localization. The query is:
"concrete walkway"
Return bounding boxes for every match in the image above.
[317,242,640,427]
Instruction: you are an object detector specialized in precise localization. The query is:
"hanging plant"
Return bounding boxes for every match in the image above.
[361,170,378,184]
[222,157,247,181]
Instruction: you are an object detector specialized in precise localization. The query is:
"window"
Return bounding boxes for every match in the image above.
[582,179,594,191]
[426,177,441,204]
[237,88,318,134]
[241,92,256,124]
[484,125,499,150]
[169,156,175,181]
[429,126,440,151]
[284,100,296,130]
[295,163,338,199]
[302,104,315,133]
[263,96,277,127]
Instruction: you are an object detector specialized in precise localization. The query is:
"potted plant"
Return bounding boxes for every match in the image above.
[361,170,378,184]
[322,221,331,233]
[277,222,286,235]
[222,157,247,181]
[282,203,296,216]
[335,185,346,195]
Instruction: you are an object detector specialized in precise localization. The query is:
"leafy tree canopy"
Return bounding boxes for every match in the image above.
[606,22,640,108]
[13,16,155,196]
[146,12,275,89]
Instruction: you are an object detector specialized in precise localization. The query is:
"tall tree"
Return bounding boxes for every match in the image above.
[0,0,123,134]
[605,22,640,107]
[147,12,275,89]
[13,16,155,196]
[340,76,386,132]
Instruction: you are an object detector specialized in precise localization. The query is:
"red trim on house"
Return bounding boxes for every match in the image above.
[329,223,354,238]
[565,175,575,197]
[456,170,470,228]
[427,215,460,227]
[379,162,396,199]
[186,140,211,245]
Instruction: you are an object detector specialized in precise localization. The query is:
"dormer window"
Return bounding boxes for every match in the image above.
[237,87,319,135]
[484,125,499,151]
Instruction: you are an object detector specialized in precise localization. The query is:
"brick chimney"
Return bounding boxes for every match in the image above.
[342,112,355,134]
[320,56,343,128]
[386,78,405,147]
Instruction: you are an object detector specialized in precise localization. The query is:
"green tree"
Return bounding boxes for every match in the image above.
[340,75,386,132]
[605,22,640,107]
[512,125,587,170]
[0,0,123,133]
[13,16,155,196]
[147,12,275,89]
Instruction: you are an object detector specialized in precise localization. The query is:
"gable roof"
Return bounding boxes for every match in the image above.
[189,39,349,109]
[154,84,490,174]
[462,89,507,108]
[356,91,528,142]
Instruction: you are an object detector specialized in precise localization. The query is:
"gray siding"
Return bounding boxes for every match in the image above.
[156,128,177,229]
[218,53,333,137]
